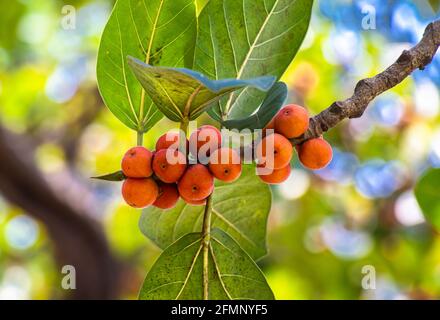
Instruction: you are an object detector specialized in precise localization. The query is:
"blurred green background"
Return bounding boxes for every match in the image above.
[0,0,440,299]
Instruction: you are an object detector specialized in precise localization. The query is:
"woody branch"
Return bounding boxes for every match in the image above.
[291,19,440,145]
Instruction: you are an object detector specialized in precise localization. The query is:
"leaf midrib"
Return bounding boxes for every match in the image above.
[224,0,281,113]
[139,0,165,131]
[170,235,236,300]
[139,70,184,119]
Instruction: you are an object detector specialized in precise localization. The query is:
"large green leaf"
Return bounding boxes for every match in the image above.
[139,165,272,259]
[414,169,440,230]
[97,0,197,132]
[222,82,287,130]
[194,0,313,121]
[138,229,274,300]
[127,57,275,122]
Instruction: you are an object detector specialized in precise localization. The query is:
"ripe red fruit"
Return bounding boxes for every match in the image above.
[257,164,291,184]
[122,178,158,208]
[189,125,222,159]
[298,138,333,170]
[256,133,293,169]
[178,164,214,201]
[181,195,207,206]
[155,131,188,152]
[274,104,309,138]
[265,118,275,130]
[152,149,187,183]
[208,148,242,182]
[121,146,153,178]
[153,182,180,209]
[262,118,275,137]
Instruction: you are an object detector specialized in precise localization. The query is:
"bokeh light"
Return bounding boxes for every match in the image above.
[0,266,32,300]
[394,190,425,226]
[355,160,404,198]
[278,169,310,200]
[320,218,373,259]
[414,79,440,118]
[369,93,404,127]
[5,215,39,250]
[316,148,359,185]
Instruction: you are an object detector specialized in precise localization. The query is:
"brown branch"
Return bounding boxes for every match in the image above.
[28,87,103,165]
[0,125,122,299]
[291,19,440,145]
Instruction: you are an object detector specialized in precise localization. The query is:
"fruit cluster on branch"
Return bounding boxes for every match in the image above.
[121,126,242,209]
[119,104,337,210]
[257,104,333,184]
[291,19,440,145]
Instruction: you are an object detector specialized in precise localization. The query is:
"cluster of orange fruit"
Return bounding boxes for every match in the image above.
[119,104,332,209]
[121,125,241,209]
[255,104,333,184]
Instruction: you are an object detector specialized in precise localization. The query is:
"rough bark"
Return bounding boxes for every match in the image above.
[291,19,440,145]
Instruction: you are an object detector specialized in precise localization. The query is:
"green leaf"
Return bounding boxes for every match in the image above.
[127,56,275,122]
[195,0,209,15]
[414,169,440,230]
[91,170,125,181]
[139,165,271,259]
[194,0,313,121]
[138,229,274,300]
[97,0,197,132]
[428,0,440,12]
[222,82,287,130]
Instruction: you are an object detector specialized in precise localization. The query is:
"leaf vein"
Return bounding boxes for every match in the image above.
[116,13,139,123]
[143,281,184,296]
[209,245,233,299]
[224,0,282,112]
[175,243,203,299]
[242,0,251,47]
[212,208,256,249]
[221,273,266,284]
[150,18,197,59]
[223,2,239,74]
[156,1,193,29]
[254,14,306,48]
[129,0,146,54]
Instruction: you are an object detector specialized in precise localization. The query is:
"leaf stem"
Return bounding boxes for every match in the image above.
[184,85,202,118]
[202,194,213,300]
[180,118,189,152]
[137,131,144,146]
[180,118,189,136]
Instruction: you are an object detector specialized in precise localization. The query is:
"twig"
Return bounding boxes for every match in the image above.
[137,131,144,146]
[291,19,440,145]
[201,195,213,300]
